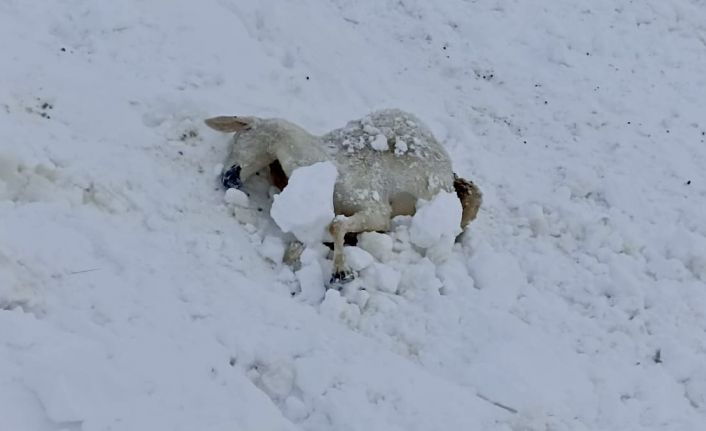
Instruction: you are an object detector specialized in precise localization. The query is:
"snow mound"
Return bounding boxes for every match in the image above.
[270,161,338,245]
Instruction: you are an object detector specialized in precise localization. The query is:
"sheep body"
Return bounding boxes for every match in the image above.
[205,109,481,283]
[321,109,455,219]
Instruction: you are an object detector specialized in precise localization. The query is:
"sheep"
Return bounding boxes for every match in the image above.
[205,109,482,283]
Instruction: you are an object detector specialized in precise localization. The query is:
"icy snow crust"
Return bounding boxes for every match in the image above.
[324,109,434,156]
[2,1,706,430]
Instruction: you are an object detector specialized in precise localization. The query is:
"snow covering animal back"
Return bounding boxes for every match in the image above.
[205,109,482,284]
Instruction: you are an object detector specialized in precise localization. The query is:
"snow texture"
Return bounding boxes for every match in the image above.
[2,1,706,430]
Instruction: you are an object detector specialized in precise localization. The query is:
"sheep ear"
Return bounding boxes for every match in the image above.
[204,116,252,132]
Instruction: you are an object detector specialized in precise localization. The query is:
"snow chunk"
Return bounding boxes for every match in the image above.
[296,261,326,304]
[358,232,394,262]
[370,134,389,151]
[343,246,375,271]
[436,256,475,295]
[353,289,370,308]
[320,289,361,326]
[410,191,462,250]
[365,262,401,293]
[259,235,286,264]
[399,257,443,298]
[320,289,347,319]
[224,187,249,207]
[295,247,327,304]
[394,137,408,155]
[270,162,338,244]
[363,124,380,135]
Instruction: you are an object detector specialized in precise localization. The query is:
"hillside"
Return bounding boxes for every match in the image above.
[2,1,706,430]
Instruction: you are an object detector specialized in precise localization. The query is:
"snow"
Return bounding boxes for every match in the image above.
[369,134,389,151]
[409,191,462,256]
[394,138,408,156]
[3,0,706,430]
[270,161,338,245]
[259,235,287,264]
[357,232,394,262]
[343,246,375,271]
[224,187,249,207]
[362,263,402,294]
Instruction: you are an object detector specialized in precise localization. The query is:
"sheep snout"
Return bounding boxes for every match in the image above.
[221,165,242,189]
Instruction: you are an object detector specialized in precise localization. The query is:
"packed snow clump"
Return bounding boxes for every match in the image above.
[409,191,462,259]
[270,161,338,245]
[295,245,329,304]
[258,235,286,264]
[357,232,394,262]
[224,187,249,207]
[370,134,389,151]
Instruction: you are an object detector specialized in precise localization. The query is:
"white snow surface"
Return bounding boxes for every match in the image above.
[270,161,337,245]
[2,1,706,430]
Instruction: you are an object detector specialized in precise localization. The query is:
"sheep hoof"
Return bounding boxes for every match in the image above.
[330,269,356,286]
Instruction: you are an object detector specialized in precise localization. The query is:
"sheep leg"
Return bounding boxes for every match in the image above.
[329,205,391,284]
[282,240,304,270]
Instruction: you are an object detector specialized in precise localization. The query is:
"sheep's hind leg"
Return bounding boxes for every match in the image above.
[329,205,391,285]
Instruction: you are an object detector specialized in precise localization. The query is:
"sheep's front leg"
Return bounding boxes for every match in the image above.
[329,204,391,285]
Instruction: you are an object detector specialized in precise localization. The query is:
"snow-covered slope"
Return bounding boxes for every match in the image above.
[2,0,706,430]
